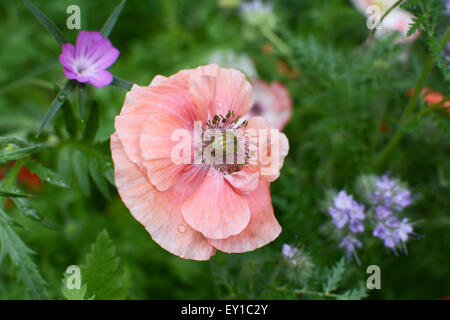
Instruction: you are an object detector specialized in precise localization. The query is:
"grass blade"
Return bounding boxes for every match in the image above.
[100,0,127,38]
[111,76,133,90]
[0,145,41,164]
[37,80,77,137]
[23,0,68,45]
[0,190,34,198]
[78,83,86,121]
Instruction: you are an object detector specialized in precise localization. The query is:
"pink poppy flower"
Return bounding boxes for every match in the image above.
[111,64,289,260]
[59,31,120,88]
[350,0,420,43]
[247,79,293,130]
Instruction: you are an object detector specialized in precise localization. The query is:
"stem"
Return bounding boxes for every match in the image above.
[260,26,298,70]
[413,95,450,119]
[369,0,403,39]
[275,286,343,299]
[259,261,282,298]
[372,27,450,171]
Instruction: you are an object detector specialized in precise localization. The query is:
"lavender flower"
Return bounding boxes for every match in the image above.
[282,244,298,259]
[339,236,362,264]
[282,244,300,266]
[373,218,414,251]
[371,175,412,211]
[371,175,415,252]
[329,191,365,232]
[329,191,365,263]
[59,31,120,88]
[376,205,391,220]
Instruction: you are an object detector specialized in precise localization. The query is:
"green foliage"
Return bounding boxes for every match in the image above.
[0,0,448,300]
[61,275,89,300]
[0,207,47,299]
[23,158,69,189]
[322,257,346,294]
[60,230,128,300]
[402,0,450,79]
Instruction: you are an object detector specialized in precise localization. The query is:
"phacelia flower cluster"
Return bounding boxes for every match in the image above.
[282,244,298,266]
[371,175,414,252]
[328,191,365,263]
[328,174,417,263]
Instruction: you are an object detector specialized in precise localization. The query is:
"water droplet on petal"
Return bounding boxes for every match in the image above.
[177,224,186,233]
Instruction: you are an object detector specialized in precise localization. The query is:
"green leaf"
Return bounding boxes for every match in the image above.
[72,149,91,196]
[81,230,128,299]
[78,83,86,121]
[23,0,68,45]
[0,144,41,164]
[0,137,28,148]
[111,76,133,90]
[322,257,345,294]
[61,270,89,300]
[61,95,80,139]
[0,209,48,299]
[62,282,88,300]
[0,189,33,198]
[100,0,127,38]
[57,145,73,181]
[24,159,69,188]
[11,197,41,221]
[82,101,99,143]
[340,287,369,300]
[88,158,111,199]
[37,80,77,137]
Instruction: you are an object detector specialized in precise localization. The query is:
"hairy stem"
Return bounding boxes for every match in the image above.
[372,27,450,171]
[369,0,403,39]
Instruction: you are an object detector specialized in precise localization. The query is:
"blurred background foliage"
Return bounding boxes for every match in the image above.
[0,0,449,299]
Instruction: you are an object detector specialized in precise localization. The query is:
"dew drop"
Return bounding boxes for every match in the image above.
[177,224,186,233]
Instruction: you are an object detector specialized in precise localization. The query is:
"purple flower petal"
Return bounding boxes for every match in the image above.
[87,69,114,88]
[329,207,348,228]
[75,31,103,57]
[386,216,400,228]
[373,223,387,239]
[376,206,391,220]
[349,219,364,233]
[333,191,354,210]
[59,43,76,71]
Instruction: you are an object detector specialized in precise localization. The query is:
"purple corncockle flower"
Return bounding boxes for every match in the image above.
[446,0,450,15]
[59,31,120,88]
